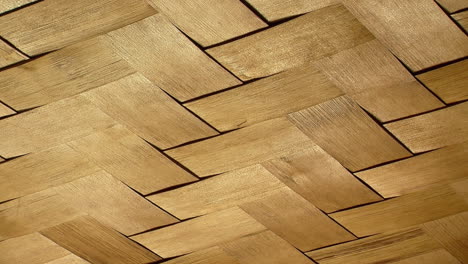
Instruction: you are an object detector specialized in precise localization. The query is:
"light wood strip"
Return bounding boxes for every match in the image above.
[240,187,355,251]
[46,254,90,264]
[288,96,411,172]
[41,216,161,264]
[104,14,241,101]
[417,59,468,104]
[356,142,468,198]
[307,227,442,264]
[314,40,444,122]
[165,118,317,177]
[385,102,468,153]
[81,73,217,149]
[0,37,135,111]
[0,39,27,68]
[0,144,101,203]
[68,125,197,195]
[0,102,14,118]
[330,180,468,237]
[185,65,344,131]
[389,249,461,264]
[0,96,117,158]
[345,0,468,71]
[148,0,266,47]
[131,207,266,258]
[262,147,382,213]
[207,4,375,80]
[0,0,39,14]
[436,0,468,13]
[245,0,339,21]
[0,0,156,55]
[453,11,468,31]
[163,246,241,264]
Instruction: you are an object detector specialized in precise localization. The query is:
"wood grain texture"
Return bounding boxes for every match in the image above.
[314,40,444,122]
[0,0,39,14]
[330,181,468,237]
[0,37,135,111]
[245,0,339,21]
[345,0,468,71]
[41,216,161,264]
[306,227,442,264]
[185,65,344,131]
[104,14,241,101]
[453,11,468,31]
[163,246,241,264]
[417,59,468,104]
[68,125,197,195]
[45,254,90,264]
[0,38,27,68]
[165,118,317,177]
[131,207,266,258]
[0,102,14,118]
[0,144,101,202]
[356,142,468,198]
[262,147,382,213]
[385,102,468,153]
[389,249,461,264]
[288,96,411,172]
[0,96,116,158]
[82,73,217,149]
[207,4,375,80]
[0,0,156,55]
[436,0,468,13]
[240,187,355,251]
[148,0,266,46]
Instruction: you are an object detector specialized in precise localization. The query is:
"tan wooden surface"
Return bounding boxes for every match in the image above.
[245,0,339,21]
[0,39,27,68]
[453,11,468,30]
[436,0,468,13]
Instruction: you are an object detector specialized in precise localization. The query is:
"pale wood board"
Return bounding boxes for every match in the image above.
[0,102,14,118]
[185,65,344,131]
[306,227,442,264]
[0,144,101,203]
[131,207,266,258]
[356,142,468,198]
[163,246,241,264]
[385,102,468,153]
[0,38,27,68]
[314,39,444,122]
[207,4,375,80]
[165,118,317,177]
[104,14,241,101]
[0,0,39,14]
[389,249,461,264]
[436,0,468,13]
[0,37,135,111]
[245,0,339,21]
[288,96,411,172]
[68,125,197,195]
[345,0,468,71]
[262,146,382,213]
[81,73,217,149]
[45,255,90,264]
[0,0,156,55]
[417,59,468,104]
[41,216,161,264]
[240,187,355,251]
[453,11,468,31]
[148,0,267,46]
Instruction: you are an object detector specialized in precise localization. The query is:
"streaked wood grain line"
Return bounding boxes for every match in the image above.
[0,39,27,68]
[104,14,241,102]
[245,0,339,21]
[436,0,468,13]
[207,4,375,80]
[385,102,468,153]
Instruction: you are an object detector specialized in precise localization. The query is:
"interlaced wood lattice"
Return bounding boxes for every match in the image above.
[0,0,467,263]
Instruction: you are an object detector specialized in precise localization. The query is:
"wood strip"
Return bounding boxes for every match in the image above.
[356,142,468,198]
[68,125,197,195]
[0,96,117,158]
[0,102,14,118]
[0,0,156,55]
[389,249,461,264]
[453,11,468,31]
[262,147,382,213]
[0,39,27,68]
[165,118,317,177]
[0,0,39,14]
[104,14,241,101]
[385,102,468,153]
[45,255,90,264]
[207,4,375,80]
[148,0,266,47]
[81,73,217,149]
[0,144,101,203]
[41,216,161,264]
[163,246,241,264]
[185,65,344,131]
[288,96,411,172]
[240,187,355,251]
[436,0,468,13]
[330,180,468,237]
[417,59,468,104]
[131,207,266,258]
[306,227,442,264]
[314,40,444,122]
[0,37,135,111]
[345,0,468,71]
[245,0,339,22]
